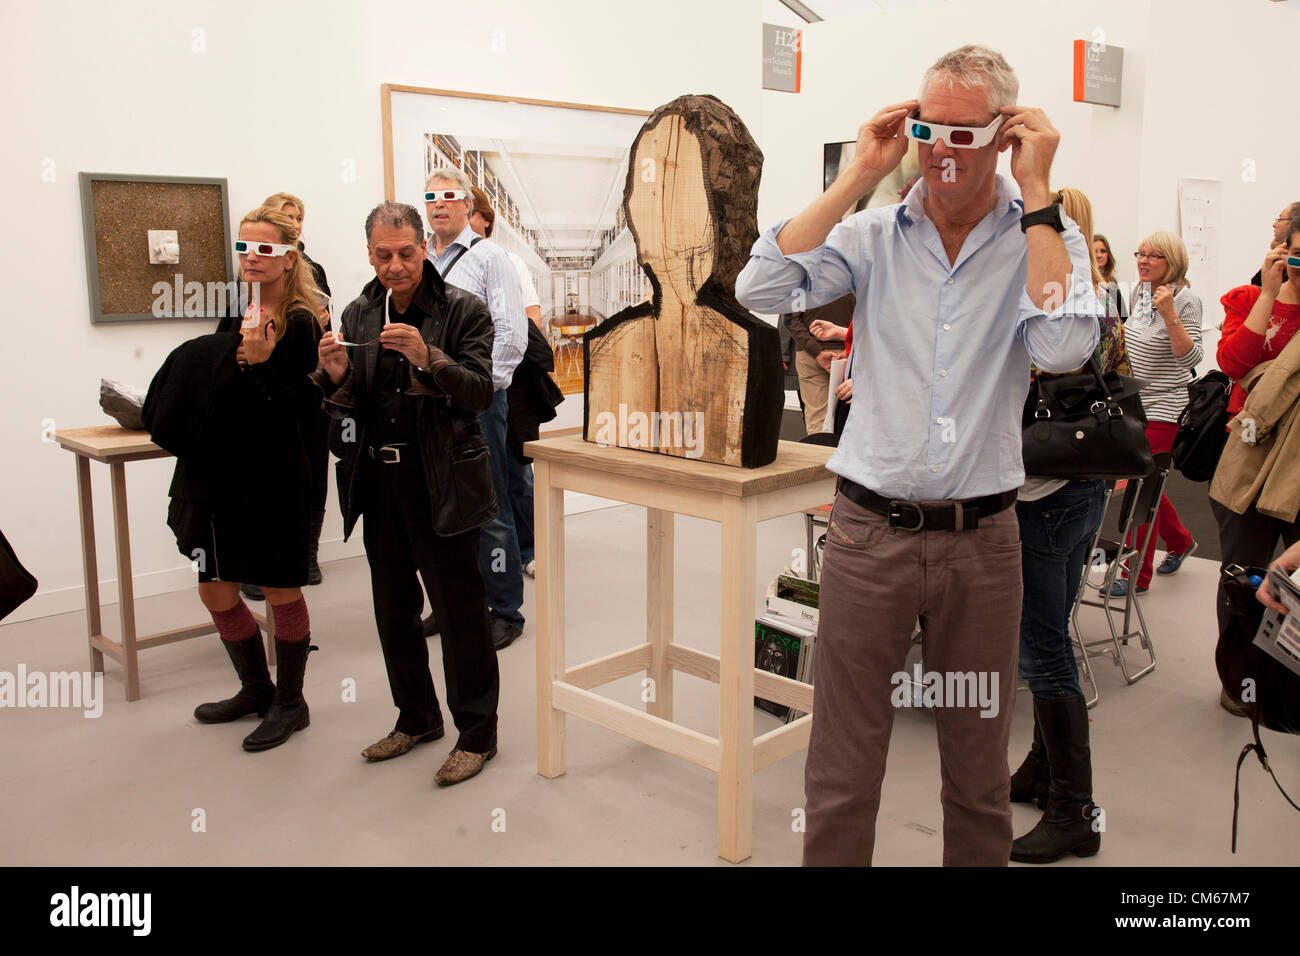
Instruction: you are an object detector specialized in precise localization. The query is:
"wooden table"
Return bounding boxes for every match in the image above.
[54,426,272,701]
[525,434,835,862]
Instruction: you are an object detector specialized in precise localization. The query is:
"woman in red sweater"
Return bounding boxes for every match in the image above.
[1211,218,1300,714]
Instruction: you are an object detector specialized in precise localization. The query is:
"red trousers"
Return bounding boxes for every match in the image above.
[1124,421,1194,589]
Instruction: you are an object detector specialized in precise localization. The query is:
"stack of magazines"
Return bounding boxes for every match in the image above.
[754,572,818,722]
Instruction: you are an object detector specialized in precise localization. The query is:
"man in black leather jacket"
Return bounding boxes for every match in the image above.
[314,202,500,786]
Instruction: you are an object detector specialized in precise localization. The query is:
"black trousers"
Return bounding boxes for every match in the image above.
[361,454,499,752]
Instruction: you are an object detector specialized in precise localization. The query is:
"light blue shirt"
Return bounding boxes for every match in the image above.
[428,225,527,392]
[735,175,1101,501]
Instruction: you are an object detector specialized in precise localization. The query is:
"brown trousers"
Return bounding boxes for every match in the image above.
[803,491,1022,866]
[794,349,830,435]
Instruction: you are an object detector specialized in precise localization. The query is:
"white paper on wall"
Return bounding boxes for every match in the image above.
[1177,178,1222,304]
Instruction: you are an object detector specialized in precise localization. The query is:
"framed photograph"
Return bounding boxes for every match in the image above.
[381,84,649,395]
[78,172,233,324]
[823,140,922,219]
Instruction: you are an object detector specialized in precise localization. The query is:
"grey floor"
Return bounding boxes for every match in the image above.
[2,503,1296,867]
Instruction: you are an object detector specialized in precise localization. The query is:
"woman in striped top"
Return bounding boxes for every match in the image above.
[1111,230,1202,595]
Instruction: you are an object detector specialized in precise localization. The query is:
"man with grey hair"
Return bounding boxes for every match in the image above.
[737,44,1101,865]
[423,167,530,652]
[315,201,501,786]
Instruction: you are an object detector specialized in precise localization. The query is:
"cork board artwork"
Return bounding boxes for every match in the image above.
[79,173,232,323]
[583,95,782,468]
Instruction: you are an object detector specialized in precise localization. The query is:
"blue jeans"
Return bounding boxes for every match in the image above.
[478,389,524,629]
[509,458,535,566]
[1016,480,1106,699]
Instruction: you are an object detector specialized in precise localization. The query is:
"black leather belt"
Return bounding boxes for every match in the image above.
[367,443,409,464]
[837,478,1016,532]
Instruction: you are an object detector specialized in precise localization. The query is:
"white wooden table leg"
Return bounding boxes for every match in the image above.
[74,456,104,676]
[109,461,140,702]
[718,496,757,863]
[535,459,566,778]
[646,507,674,721]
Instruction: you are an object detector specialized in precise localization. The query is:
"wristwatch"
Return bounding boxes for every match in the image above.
[1020,203,1066,233]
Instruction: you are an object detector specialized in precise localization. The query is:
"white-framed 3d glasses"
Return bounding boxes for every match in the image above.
[425,188,468,202]
[234,239,295,257]
[904,112,1003,149]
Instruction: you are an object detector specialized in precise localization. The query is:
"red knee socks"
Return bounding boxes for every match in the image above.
[210,600,258,643]
[270,596,311,642]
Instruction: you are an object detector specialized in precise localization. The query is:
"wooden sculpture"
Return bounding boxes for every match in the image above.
[584,94,782,468]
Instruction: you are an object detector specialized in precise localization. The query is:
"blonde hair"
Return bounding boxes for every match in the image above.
[1055,187,1101,290]
[236,206,322,339]
[263,191,305,219]
[1139,230,1190,290]
[1093,232,1117,283]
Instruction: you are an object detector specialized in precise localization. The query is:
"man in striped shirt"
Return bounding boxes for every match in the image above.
[425,167,529,650]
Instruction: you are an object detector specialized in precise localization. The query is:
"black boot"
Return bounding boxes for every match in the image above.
[194,633,274,723]
[1010,695,1101,863]
[243,638,314,752]
[1009,711,1050,809]
[306,510,324,586]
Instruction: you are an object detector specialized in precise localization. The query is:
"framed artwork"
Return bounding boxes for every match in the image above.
[78,172,233,323]
[822,140,922,219]
[381,84,649,395]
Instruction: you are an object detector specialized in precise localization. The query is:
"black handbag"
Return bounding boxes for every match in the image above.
[0,528,38,622]
[1172,370,1232,482]
[1022,359,1153,480]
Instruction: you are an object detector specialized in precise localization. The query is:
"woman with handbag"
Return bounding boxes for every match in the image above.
[1211,219,1300,715]
[1009,187,1133,863]
[1109,230,1202,596]
[154,205,324,752]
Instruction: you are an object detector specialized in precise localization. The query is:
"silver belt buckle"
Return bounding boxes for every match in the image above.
[888,500,924,532]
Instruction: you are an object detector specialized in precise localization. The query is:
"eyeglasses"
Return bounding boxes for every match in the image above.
[904,112,1003,149]
[1134,252,1167,261]
[234,240,295,257]
[425,189,468,202]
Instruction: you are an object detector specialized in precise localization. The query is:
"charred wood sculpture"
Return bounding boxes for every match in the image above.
[584,94,782,467]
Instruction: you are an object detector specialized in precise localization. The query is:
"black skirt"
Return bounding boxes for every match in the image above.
[169,486,310,587]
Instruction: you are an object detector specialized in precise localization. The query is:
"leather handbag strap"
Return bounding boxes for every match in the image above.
[439,235,483,279]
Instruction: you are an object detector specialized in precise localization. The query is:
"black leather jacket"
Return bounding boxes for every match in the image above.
[316,260,497,538]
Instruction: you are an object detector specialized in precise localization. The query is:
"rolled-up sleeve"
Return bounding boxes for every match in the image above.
[735,218,863,314]
[1016,224,1102,373]
[1173,291,1205,369]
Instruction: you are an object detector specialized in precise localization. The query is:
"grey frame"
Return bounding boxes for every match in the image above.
[79,171,233,324]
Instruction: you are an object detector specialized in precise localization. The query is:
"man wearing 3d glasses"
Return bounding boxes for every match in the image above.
[736,45,1101,866]
[423,168,530,653]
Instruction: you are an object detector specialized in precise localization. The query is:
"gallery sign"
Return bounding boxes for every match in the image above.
[1073,39,1123,107]
[762,24,802,93]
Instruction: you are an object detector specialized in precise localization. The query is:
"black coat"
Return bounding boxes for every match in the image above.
[319,261,497,539]
[506,320,563,463]
[143,312,322,583]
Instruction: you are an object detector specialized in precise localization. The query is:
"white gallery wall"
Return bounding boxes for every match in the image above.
[2,0,1296,624]
[0,0,764,623]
